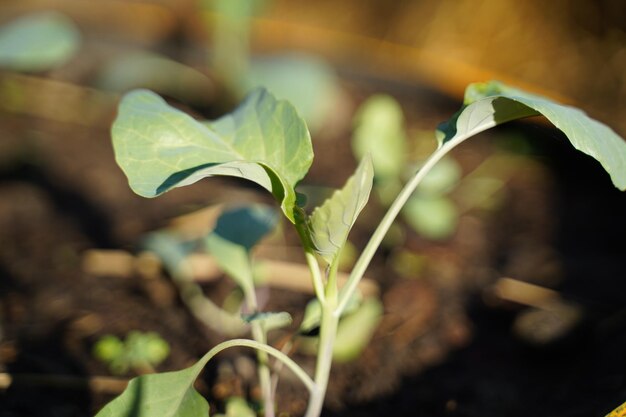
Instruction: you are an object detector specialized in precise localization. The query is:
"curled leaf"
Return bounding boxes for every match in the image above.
[308,155,374,265]
[112,88,313,222]
[437,81,626,191]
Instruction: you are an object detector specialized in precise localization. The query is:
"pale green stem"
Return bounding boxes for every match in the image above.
[144,232,247,335]
[270,340,294,400]
[337,138,463,315]
[250,322,274,417]
[295,219,326,303]
[197,339,315,393]
[305,249,326,303]
[303,261,340,417]
[242,268,274,417]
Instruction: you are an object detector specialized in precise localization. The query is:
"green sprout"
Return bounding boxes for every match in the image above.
[93,331,170,375]
[96,80,626,417]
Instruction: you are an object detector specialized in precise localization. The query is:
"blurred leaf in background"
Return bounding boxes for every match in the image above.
[247,53,340,133]
[206,0,341,132]
[0,11,80,72]
[96,51,214,106]
[352,94,407,181]
[93,331,170,375]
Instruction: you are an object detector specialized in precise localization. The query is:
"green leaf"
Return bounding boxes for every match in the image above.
[93,335,124,363]
[0,12,80,72]
[125,331,170,367]
[112,88,313,222]
[437,80,626,191]
[299,294,361,334]
[246,53,340,132]
[205,205,277,291]
[94,332,171,375]
[205,234,253,292]
[96,51,213,104]
[308,155,374,265]
[242,311,293,331]
[416,156,462,197]
[352,94,407,180]
[403,195,459,240]
[332,298,383,362]
[212,205,278,251]
[214,396,257,417]
[298,298,383,362]
[94,361,208,417]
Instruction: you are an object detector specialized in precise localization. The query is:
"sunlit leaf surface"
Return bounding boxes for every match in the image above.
[94,361,208,417]
[437,80,626,190]
[112,88,313,222]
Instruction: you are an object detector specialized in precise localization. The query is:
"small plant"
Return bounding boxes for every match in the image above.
[206,0,340,132]
[96,80,626,417]
[353,94,464,241]
[93,331,170,375]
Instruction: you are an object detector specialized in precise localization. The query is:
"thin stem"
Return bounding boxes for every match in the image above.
[293,217,339,417]
[295,218,326,303]
[270,340,294,401]
[144,232,247,335]
[337,140,460,315]
[305,250,326,303]
[242,263,274,417]
[303,266,340,417]
[250,322,274,417]
[198,339,315,393]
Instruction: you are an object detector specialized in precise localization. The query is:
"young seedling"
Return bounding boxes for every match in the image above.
[97,81,626,417]
[352,94,463,240]
[93,331,170,375]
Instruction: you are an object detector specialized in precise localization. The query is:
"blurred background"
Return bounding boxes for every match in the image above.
[1,0,625,129]
[0,1,625,417]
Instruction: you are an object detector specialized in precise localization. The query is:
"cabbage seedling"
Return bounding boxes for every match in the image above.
[96,81,626,417]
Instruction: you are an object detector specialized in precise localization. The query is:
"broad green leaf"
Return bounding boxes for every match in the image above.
[332,298,383,362]
[94,360,208,417]
[112,88,313,222]
[0,12,80,72]
[403,195,458,240]
[211,205,278,251]
[205,234,253,292]
[308,155,374,265]
[205,205,277,291]
[437,80,626,191]
[352,94,407,180]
